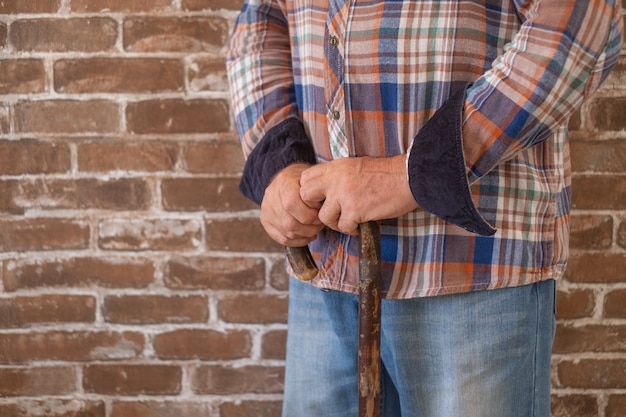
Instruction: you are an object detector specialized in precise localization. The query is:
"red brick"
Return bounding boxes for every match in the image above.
[220,401,282,417]
[262,330,287,360]
[164,256,265,290]
[0,178,151,214]
[188,56,229,92]
[551,395,598,417]
[568,108,582,131]
[103,295,208,324]
[602,56,626,90]
[569,214,613,249]
[0,23,5,48]
[572,175,626,210]
[83,364,181,395]
[0,218,89,252]
[605,289,626,318]
[271,259,290,290]
[555,288,595,319]
[218,294,288,324]
[71,0,171,12]
[3,257,155,291]
[0,295,96,328]
[15,100,119,134]
[0,400,105,417]
[162,178,254,212]
[10,18,117,52]
[54,59,184,93]
[0,60,45,94]
[0,104,10,134]
[618,219,626,249]
[182,0,245,11]
[564,253,626,283]
[77,140,178,173]
[126,99,229,134]
[588,97,626,131]
[607,395,626,417]
[0,366,76,396]
[153,329,251,360]
[183,139,244,175]
[0,139,71,175]
[111,401,212,417]
[0,331,144,362]
[98,218,202,251]
[553,324,626,353]
[191,365,284,395]
[206,218,282,252]
[557,359,626,389]
[571,140,626,173]
[123,17,229,52]
[0,0,61,13]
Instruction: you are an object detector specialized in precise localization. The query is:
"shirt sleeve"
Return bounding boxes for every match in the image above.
[227,0,316,205]
[407,0,623,235]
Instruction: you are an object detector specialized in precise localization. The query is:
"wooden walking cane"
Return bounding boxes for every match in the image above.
[285,220,382,417]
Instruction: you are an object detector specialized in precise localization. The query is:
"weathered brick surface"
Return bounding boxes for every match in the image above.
[0,0,61,14]
[0,218,89,252]
[0,140,71,175]
[220,401,282,417]
[218,293,289,324]
[15,100,119,134]
[191,365,285,394]
[54,59,184,94]
[126,99,230,134]
[77,140,179,173]
[123,17,229,52]
[0,60,46,94]
[103,294,208,324]
[83,364,182,395]
[0,331,144,362]
[3,257,155,291]
[0,400,105,417]
[153,329,252,360]
[0,3,622,416]
[164,255,266,290]
[0,366,77,396]
[0,295,96,327]
[10,18,118,52]
[71,0,172,13]
[111,401,213,417]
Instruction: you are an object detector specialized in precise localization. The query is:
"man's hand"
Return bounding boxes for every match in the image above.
[299,155,419,235]
[260,163,324,247]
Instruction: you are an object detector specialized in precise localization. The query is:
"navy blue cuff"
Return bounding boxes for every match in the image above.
[407,83,496,236]
[239,118,317,205]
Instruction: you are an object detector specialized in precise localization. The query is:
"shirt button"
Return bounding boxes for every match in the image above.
[329,35,339,47]
[332,110,340,120]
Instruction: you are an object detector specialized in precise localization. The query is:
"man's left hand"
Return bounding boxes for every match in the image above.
[299,155,419,235]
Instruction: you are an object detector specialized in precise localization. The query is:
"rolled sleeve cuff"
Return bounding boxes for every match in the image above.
[407,83,496,236]
[239,117,317,205]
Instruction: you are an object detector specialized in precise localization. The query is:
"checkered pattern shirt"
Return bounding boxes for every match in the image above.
[227,0,623,298]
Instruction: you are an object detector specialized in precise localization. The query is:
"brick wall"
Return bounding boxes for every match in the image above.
[0,1,623,416]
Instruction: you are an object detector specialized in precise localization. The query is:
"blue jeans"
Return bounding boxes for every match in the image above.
[282,277,556,417]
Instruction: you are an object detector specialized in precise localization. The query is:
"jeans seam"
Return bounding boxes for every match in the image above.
[532,282,540,417]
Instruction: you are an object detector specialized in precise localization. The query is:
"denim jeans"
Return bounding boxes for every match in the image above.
[282,277,556,417]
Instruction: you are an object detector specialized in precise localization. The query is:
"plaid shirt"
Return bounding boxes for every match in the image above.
[227,0,623,298]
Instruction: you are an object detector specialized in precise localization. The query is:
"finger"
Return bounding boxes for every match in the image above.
[300,164,329,205]
[261,212,322,246]
[318,199,341,231]
[281,194,322,226]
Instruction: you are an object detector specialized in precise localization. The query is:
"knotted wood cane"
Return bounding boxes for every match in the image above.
[285,221,382,417]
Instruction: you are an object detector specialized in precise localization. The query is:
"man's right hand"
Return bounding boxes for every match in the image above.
[260,163,324,247]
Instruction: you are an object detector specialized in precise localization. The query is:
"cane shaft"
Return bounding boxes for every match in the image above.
[358,221,382,417]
